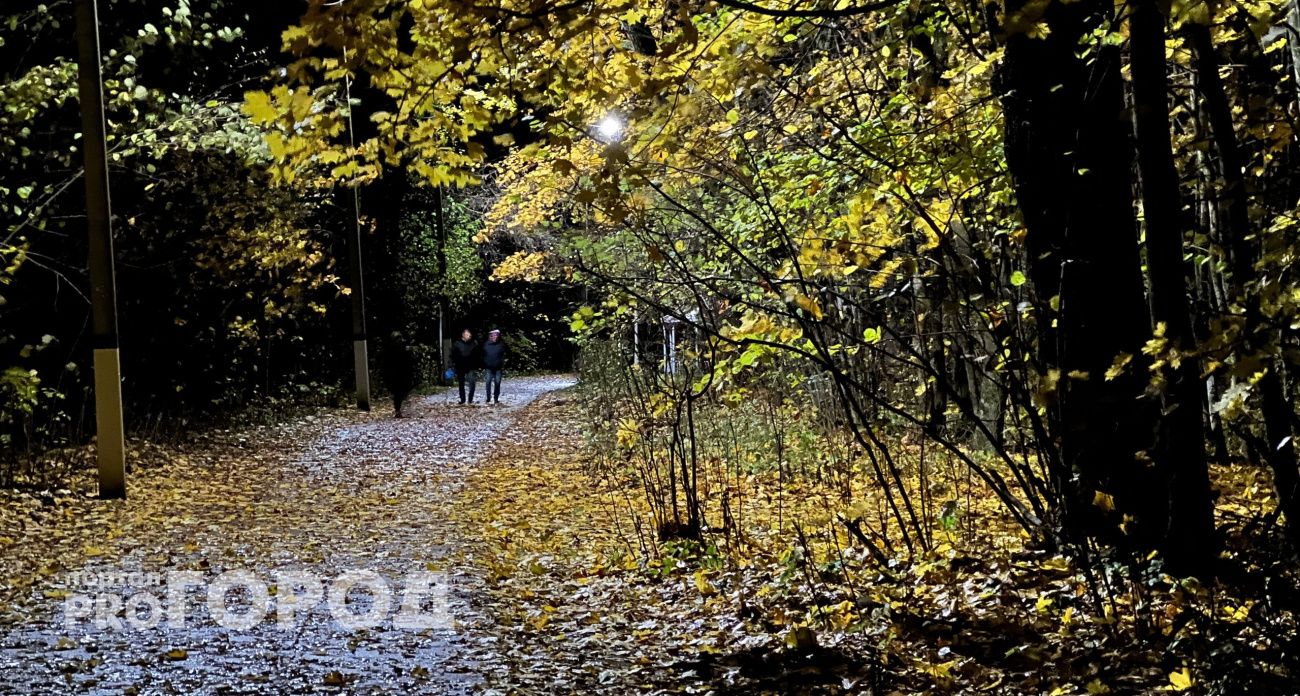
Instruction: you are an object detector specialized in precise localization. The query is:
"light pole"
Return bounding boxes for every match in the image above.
[434,183,447,376]
[328,0,371,410]
[343,44,371,411]
[74,0,127,498]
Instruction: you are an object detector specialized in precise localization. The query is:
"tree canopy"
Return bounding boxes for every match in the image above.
[5,0,1300,689]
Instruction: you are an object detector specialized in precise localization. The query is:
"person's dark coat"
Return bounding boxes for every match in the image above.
[450,338,480,374]
[383,333,418,416]
[482,339,506,370]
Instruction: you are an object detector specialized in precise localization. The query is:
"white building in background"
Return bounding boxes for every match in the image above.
[630,310,699,375]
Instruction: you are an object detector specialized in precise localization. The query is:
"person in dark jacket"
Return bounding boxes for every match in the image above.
[383,331,417,418]
[450,328,480,404]
[481,329,507,405]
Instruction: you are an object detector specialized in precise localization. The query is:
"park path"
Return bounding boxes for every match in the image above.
[0,375,578,695]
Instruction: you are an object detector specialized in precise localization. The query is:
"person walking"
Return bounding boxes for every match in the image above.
[482,328,507,405]
[383,331,417,418]
[450,328,480,405]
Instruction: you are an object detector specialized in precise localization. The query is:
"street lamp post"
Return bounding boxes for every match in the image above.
[73,0,127,498]
[326,0,370,410]
[343,45,371,411]
[434,183,447,376]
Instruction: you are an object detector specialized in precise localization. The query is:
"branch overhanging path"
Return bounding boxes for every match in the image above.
[0,375,576,693]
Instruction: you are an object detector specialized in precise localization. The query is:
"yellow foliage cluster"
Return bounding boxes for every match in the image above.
[489,250,548,282]
[479,140,604,243]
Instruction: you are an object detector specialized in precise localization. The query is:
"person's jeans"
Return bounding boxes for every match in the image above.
[457,369,477,403]
[484,368,503,402]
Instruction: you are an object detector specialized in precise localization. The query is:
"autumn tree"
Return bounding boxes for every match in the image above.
[249,0,1300,572]
[0,0,337,478]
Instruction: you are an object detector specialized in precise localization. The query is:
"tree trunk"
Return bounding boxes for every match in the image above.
[1289,0,1300,110]
[1129,0,1215,572]
[1190,23,1300,551]
[999,0,1163,546]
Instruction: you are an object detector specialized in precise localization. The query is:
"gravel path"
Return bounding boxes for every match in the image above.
[0,374,578,695]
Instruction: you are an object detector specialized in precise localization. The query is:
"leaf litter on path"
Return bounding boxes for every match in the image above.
[0,375,576,694]
[447,389,887,695]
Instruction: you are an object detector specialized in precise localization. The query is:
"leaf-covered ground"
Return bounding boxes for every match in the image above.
[5,377,1296,694]
[448,390,889,694]
[450,391,1300,694]
[0,375,577,694]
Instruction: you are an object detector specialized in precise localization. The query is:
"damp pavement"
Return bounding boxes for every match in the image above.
[0,375,579,694]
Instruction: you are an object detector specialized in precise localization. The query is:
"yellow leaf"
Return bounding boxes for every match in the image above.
[287,88,314,123]
[242,91,277,123]
[1105,353,1133,381]
[1167,668,1193,691]
[616,418,641,450]
[693,570,717,597]
[793,294,823,320]
[265,132,287,161]
[1035,594,1054,614]
[919,658,956,681]
[1222,602,1251,623]
[1092,490,1115,513]
[1040,556,1071,572]
[785,625,818,650]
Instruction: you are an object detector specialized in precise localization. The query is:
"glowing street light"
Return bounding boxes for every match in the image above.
[594,113,625,143]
